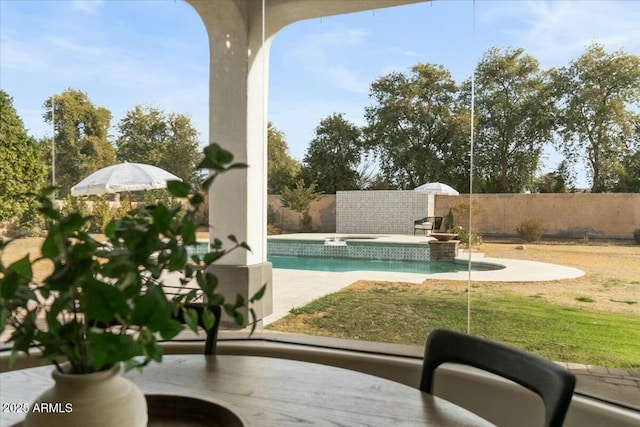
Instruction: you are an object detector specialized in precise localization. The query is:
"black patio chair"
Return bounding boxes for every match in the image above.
[173,302,221,355]
[95,286,222,355]
[420,328,576,427]
[414,217,432,235]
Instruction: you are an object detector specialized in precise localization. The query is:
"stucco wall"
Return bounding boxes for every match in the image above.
[434,193,640,239]
[268,195,336,232]
[268,192,639,239]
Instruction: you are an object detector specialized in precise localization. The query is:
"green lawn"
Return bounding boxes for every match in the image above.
[267,282,640,369]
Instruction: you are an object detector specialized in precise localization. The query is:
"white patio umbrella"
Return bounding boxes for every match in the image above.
[71,162,182,196]
[414,182,459,195]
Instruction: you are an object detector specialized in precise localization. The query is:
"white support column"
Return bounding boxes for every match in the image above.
[186,0,428,324]
[186,0,273,323]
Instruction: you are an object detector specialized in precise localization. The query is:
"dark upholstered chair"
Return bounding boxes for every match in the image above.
[420,329,576,427]
[413,216,444,235]
[160,282,222,355]
[413,217,432,235]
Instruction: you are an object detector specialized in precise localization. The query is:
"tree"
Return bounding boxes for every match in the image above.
[533,160,575,193]
[43,88,115,196]
[363,63,469,190]
[301,113,364,193]
[281,179,321,231]
[553,43,640,193]
[267,122,300,194]
[614,148,640,192]
[116,105,202,188]
[467,47,555,193]
[0,91,47,220]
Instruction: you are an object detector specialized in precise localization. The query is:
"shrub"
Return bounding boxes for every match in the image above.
[60,194,89,219]
[267,224,281,235]
[89,197,114,233]
[300,212,313,232]
[267,204,279,225]
[444,208,454,231]
[517,219,545,242]
[633,229,640,245]
[449,226,482,248]
[192,191,209,227]
[13,202,47,237]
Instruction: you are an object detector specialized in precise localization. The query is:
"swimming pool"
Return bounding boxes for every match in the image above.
[267,255,501,274]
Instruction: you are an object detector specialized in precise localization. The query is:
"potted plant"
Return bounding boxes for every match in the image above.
[0,144,265,427]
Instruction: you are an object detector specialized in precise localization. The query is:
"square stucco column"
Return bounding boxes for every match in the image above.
[190,0,274,323]
[187,0,428,325]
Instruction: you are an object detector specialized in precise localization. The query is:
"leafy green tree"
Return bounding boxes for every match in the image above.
[363,63,469,190]
[281,179,321,231]
[301,113,364,193]
[466,47,555,193]
[553,43,640,193]
[43,88,115,196]
[614,148,640,192]
[116,105,202,188]
[0,90,47,220]
[268,122,300,194]
[533,161,575,193]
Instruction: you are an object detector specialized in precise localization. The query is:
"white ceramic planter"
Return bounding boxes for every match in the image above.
[24,364,147,427]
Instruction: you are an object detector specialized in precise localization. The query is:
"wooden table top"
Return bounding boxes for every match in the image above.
[0,355,492,426]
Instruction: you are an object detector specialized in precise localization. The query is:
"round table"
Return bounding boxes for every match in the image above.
[0,355,492,426]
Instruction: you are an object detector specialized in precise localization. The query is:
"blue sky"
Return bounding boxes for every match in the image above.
[2,0,640,188]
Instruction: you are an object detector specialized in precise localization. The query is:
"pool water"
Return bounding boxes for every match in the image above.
[267,255,500,274]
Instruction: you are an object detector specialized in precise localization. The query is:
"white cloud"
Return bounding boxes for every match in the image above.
[45,34,105,60]
[481,0,640,68]
[1,0,208,146]
[71,0,104,14]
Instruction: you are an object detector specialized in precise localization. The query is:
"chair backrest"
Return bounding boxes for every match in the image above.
[161,283,222,355]
[177,303,222,355]
[420,329,575,427]
[432,216,443,231]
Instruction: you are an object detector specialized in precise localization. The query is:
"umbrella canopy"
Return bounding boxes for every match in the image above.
[414,182,459,195]
[71,162,182,196]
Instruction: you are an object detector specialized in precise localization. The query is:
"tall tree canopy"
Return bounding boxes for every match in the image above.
[116,105,201,187]
[0,91,47,220]
[43,88,115,196]
[553,43,640,193]
[268,122,300,194]
[301,113,364,193]
[614,147,640,192]
[363,63,469,190]
[468,47,555,193]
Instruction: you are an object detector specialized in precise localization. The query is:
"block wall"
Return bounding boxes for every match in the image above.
[336,190,434,234]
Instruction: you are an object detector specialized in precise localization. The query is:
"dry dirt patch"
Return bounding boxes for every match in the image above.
[350,241,640,315]
[486,243,638,313]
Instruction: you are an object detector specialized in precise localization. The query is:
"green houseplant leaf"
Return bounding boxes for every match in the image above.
[0,144,266,374]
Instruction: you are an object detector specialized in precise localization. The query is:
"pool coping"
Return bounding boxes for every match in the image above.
[266,233,585,283]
